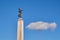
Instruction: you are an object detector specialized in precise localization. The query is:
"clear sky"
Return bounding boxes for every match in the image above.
[0,0,60,40]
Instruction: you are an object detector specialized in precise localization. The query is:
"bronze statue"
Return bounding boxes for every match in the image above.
[18,8,23,18]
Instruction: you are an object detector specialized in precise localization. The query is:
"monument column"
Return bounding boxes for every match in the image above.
[17,9,24,40]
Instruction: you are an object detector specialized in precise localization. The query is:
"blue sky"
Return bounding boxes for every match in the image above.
[0,0,60,40]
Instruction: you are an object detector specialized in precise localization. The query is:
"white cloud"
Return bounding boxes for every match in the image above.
[26,21,57,30]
